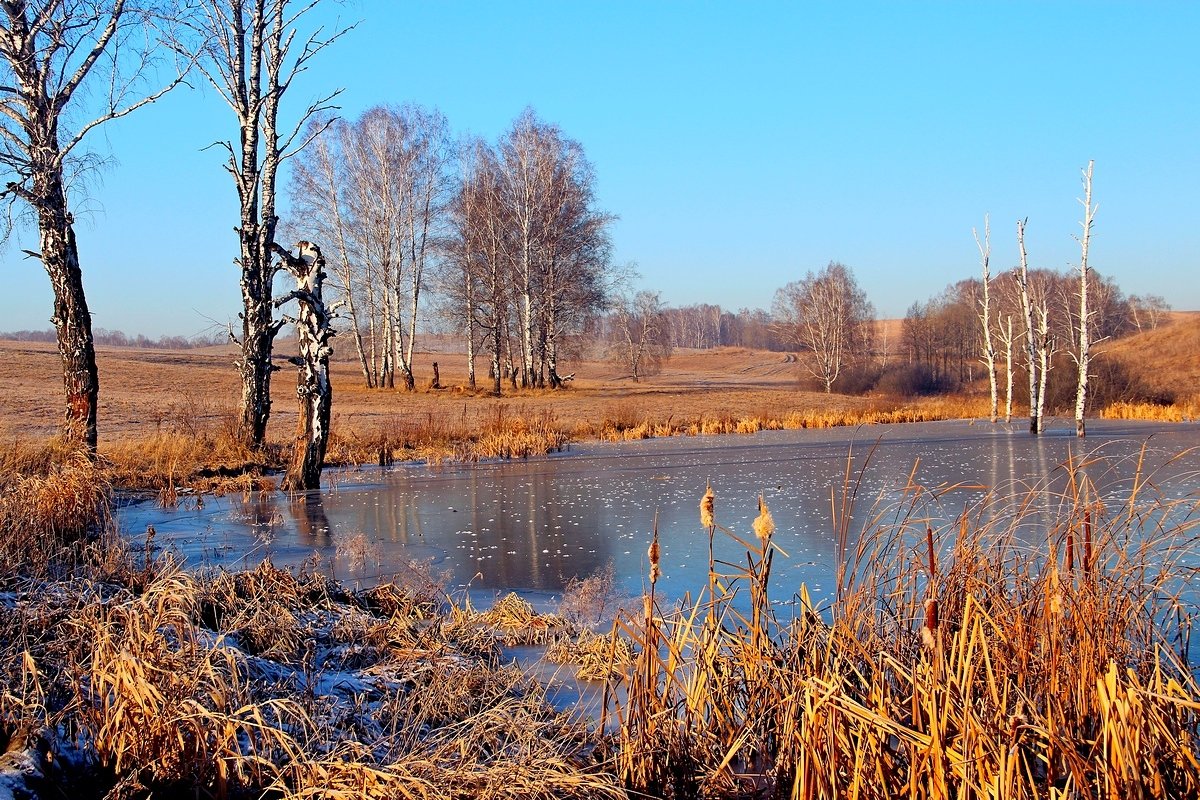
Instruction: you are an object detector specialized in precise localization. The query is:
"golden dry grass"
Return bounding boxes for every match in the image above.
[603,457,1200,799]
[0,464,624,798]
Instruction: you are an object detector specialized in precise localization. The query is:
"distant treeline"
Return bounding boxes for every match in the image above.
[0,328,227,349]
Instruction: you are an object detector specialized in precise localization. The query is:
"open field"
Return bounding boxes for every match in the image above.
[0,338,870,442]
[1,312,1197,489]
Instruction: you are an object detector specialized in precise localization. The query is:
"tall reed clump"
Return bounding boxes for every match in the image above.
[606,449,1200,799]
[1102,394,1200,422]
[0,440,110,578]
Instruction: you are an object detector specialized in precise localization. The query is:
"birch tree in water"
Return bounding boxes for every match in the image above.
[974,215,998,423]
[189,0,347,449]
[1072,160,1096,437]
[0,0,188,452]
[273,241,337,491]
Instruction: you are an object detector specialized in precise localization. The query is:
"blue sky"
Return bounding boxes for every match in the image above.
[2,1,1197,336]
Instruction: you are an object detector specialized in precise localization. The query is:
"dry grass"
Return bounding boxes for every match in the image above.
[0,459,622,799]
[1101,396,1200,422]
[602,453,1200,798]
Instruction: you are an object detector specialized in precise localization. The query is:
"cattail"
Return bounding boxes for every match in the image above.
[1047,565,1063,616]
[753,495,774,545]
[648,530,661,585]
[921,596,939,651]
[700,483,715,528]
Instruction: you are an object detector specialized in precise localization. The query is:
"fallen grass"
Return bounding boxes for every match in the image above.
[604,451,1200,798]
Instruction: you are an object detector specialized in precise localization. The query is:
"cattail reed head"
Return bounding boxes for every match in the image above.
[1047,565,1063,616]
[921,596,939,650]
[648,531,661,585]
[700,483,715,528]
[753,495,774,545]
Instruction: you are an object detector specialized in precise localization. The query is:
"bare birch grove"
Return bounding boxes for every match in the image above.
[289,105,451,391]
[0,0,188,453]
[445,112,611,393]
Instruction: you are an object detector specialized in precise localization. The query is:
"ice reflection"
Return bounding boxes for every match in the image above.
[120,419,1200,605]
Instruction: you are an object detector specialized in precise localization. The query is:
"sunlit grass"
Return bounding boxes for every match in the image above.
[605,452,1200,798]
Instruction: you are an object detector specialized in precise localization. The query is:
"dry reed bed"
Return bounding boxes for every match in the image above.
[4,440,1200,799]
[607,451,1200,799]
[0,459,624,799]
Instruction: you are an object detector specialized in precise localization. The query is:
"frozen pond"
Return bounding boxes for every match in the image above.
[119,418,1200,606]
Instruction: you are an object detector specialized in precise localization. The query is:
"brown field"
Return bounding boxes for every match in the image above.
[2,312,1196,488]
[0,338,868,442]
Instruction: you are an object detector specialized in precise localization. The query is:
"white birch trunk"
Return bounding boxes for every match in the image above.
[974,216,998,423]
[1015,219,1039,434]
[1073,161,1096,438]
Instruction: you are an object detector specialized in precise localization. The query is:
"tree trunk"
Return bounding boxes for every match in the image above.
[1016,219,1039,434]
[278,243,335,491]
[237,237,278,449]
[975,217,998,423]
[1074,161,1095,438]
[38,177,99,453]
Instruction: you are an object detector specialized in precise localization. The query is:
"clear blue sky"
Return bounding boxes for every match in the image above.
[2,1,1197,337]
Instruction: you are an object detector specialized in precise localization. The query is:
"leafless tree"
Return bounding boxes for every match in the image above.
[1014,218,1040,433]
[973,215,998,422]
[445,114,610,392]
[1128,294,1170,331]
[190,0,347,448]
[1072,161,1096,437]
[610,289,671,382]
[273,241,338,490]
[493,109,610,388]
[287,117,371,386]
[0,0,189,452]
[449,139,510,394]
[773,262,875,392]
[998,314,1015,424]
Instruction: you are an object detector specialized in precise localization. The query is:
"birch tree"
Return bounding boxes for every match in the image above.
[611,289,671,382]
[998,314,1015,424]
[0,0,188,452]
[191,0,346,449]
[273,240,338,490]
[1015,218,1040,434]
[1072,160,1096,437]
[973,215,998,423]
[773,262,874,393]
[287,117,372,386]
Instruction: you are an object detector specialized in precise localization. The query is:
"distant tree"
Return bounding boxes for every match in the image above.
[610,290,672,382]
[1128,294,1170,331]
[0,0,189,452]
[190,0,347,448]
[774,262,875,392]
